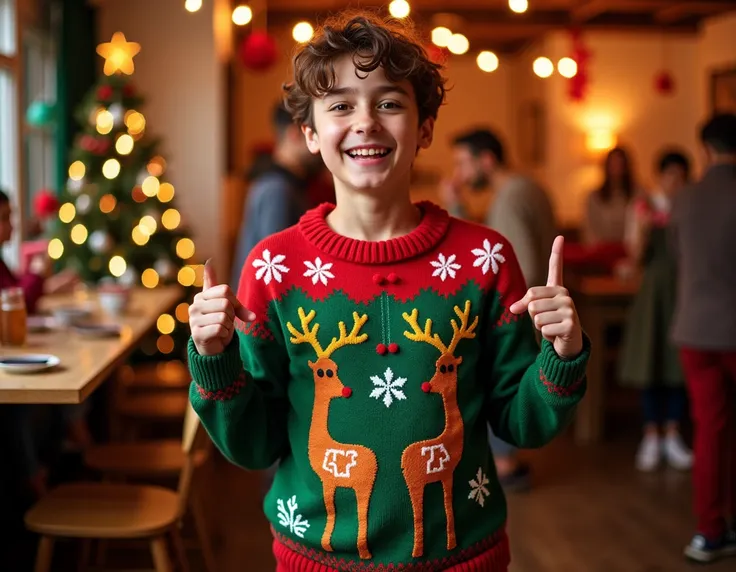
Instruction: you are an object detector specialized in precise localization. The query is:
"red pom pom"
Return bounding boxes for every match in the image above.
[421,382,432,393]
[239,31,278,72]
[654,71,675,96]
[388,342,400,354]
[376,343,388,355]
[97,85,113,101]
[387,272,399,284]
[341,386,353,398]
[33,189,60,219]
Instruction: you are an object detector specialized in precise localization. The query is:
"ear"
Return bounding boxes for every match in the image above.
[417,116,435,150]
[302,124,321,155]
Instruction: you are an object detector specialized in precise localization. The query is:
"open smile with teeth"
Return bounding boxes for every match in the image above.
[346,147,393,158]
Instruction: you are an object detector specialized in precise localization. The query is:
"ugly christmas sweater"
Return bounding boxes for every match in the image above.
[188,201,589,571]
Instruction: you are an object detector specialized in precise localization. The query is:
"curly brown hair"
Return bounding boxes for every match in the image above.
[283,11,446,129]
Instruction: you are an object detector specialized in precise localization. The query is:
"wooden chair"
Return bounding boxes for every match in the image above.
[117,361,191,393]
[24,403,208,572]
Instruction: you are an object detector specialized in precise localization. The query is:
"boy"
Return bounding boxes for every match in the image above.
[188,13,589,571]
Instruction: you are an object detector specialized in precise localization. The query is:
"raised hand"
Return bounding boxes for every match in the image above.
[190,259,255,356]
[509,236,583,359]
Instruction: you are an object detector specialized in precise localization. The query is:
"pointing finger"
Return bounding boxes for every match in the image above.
[546,235,565,287]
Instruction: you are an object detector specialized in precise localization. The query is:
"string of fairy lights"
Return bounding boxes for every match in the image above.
[185,0,577,79]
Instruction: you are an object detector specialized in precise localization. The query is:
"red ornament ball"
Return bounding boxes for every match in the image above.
[239,31,278,72]
[97,85,113,101]
[33,189,60,219]
[426,44,449,66]
[655,71,675,95]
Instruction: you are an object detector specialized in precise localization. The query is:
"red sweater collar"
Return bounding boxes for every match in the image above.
[298,201,450,264]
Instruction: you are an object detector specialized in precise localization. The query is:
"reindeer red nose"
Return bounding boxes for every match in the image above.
[341,387,353,398]
[421,382,432,393]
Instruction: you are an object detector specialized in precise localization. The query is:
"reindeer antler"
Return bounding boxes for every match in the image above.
[447,301,479,354]
[287,308,325,357]
[402,308,448,354]
[322,312,369,358]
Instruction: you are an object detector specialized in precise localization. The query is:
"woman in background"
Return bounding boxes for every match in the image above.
[583,147,637,246]
[618,151,692,472]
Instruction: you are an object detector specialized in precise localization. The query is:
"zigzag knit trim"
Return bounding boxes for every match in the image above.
[539,369,584,397]
[272,528,509,571]
[196,372,246,401]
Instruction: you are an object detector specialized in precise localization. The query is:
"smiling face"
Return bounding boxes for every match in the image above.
[302,56,434,199]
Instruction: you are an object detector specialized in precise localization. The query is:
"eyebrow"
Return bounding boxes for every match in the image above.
[324,84,410,98]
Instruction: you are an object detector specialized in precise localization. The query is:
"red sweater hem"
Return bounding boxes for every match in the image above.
[272,528,510,572]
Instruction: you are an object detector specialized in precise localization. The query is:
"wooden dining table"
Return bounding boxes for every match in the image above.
[0,285,184,404]
[569,273,640,445]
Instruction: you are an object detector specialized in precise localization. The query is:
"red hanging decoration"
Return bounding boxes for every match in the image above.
[239,31,278,72]
[568,29,592,103]
[122,83,136,97]
[97,85,113,101]
[426,44,449,66]
[33,189,60,220]
[654,71,675,96]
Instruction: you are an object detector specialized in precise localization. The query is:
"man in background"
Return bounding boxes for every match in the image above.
[444,128,558,491]
[230,102,323,289]
[671,113,736,564]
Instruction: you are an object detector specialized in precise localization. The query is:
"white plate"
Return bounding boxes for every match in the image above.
[0,354,61,374]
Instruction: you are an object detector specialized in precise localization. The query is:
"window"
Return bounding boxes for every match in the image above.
[0,0,20,266]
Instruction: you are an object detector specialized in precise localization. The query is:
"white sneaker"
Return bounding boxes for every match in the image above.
[664,433,693,470]
[636,434,661,472]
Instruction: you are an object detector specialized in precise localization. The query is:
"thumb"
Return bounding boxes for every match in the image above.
[203,258,217,291]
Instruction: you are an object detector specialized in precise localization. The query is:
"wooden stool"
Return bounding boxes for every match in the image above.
[25,404,207,572]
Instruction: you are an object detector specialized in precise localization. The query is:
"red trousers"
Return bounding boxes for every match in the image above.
[680,347,736,539]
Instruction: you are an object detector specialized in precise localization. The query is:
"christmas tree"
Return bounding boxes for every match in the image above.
[47,32,200,359]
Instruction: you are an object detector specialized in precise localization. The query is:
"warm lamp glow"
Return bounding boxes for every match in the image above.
[147,156,167,176]
[176,238,195,259]
[586,128,617,153]
[178,266,196,286]
[175,302,190,323]
[125,111,146,135]
[142,176,160,197]
[157,182,175,202]
[431,27,452,47]
[161,208,181,230]
[139,215,158,235]
[185,0,203,13]
[292,22,314,43]
[157,314,176,335]
[447,34,469,55]
[232,5,253,26]
[533,57,554,78]
[558,57,578,78]
[509,0,529,14]
[477,51,499,72]
[99,194,117,213]
[132,226,150,246]
[388,0,410,19]
[157,335,175,354]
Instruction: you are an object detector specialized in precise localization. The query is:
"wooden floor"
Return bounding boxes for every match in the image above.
[17,410,735,572]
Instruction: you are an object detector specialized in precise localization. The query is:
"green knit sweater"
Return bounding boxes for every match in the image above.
[188,201,589,571]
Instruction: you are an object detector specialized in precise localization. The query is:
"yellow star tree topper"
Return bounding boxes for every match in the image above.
[96,32,141,76]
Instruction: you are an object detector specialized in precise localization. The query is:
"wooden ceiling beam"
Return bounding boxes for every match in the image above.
[571,0,612,23]
[656,1,736,24]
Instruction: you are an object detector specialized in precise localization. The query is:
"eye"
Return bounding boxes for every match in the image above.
[440,365,447,374]
[326,369,334,378]
[448,364,455,373]
[378,101,401,110]
[329,103,350,112]
[317,369,324,378]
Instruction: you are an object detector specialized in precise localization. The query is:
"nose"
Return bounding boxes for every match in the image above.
[352,106,381,135]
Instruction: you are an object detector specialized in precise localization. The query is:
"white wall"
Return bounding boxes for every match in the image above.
[98,0,226,276]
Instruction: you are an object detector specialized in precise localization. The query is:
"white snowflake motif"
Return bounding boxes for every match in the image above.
[468,467,491,507]
[303,257,334,286]
[252,249,289,285]
[430,253,461,282]
[472,239,506,275]
[276,496,310,538]
[369,367,407,408]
